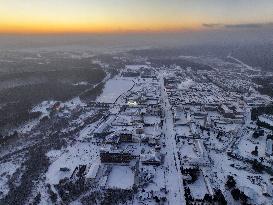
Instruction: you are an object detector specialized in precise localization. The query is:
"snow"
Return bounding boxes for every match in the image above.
[227,55,260,72]
[126,65,150,70]
[178,79,195,90]
[97,78,134,103]
[237,140,257,158]
[188,173,209,199]
[138,166,166,204]
[106,166,134,190]
[0,161,20,197]
[46,142,99,185]
[144,126,161,137]
[113,115,133,125]
[143,115,161,125]
[46,149,63,160]
[179,141,198,159]
[73,81,89,86]
[86,162,100,179]
[32,100,55,116]
[16,118,40,134]
[259,115,273,127]
[3,56,273,204]
[64,97,86,110]
[175,125,191,136]
[78,118,102,139]
[217,123,238,132]
[70,201,83,205]
[160,73,186,204]
[210,151,272,204]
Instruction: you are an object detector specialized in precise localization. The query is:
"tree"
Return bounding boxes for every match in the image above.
[252,131,259,138]
[252,159,263,172]
[188,168,199,183]
[225,175,236,189]
[33,193,41,205]
[213,189,227,205]
[231,188,241,201]
[203,193,213,202]
[239,191,248,204]
[251,146,258,156]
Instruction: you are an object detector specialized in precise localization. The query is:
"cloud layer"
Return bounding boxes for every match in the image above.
[203,22,273,29]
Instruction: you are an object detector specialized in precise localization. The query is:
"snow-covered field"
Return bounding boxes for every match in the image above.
[106,166,134,190]
[97,78,134,103]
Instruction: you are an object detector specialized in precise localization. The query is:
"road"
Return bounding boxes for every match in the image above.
[159,73,186,205]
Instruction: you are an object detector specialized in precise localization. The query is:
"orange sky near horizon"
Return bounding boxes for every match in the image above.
[0,0,272,34]
[0,20,202,34]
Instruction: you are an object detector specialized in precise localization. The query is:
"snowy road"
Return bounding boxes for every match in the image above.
[160,73,186,205]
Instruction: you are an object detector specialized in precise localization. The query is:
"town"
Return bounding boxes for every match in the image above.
[1,53,273,205]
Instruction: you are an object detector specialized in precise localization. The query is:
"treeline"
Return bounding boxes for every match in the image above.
[0,101,41,128]
[80,82,105,102]
[251,104,273,120]
[0,68,106,129]
[225,176,249,204]
[257,120,273,131]
[252,77,273,97]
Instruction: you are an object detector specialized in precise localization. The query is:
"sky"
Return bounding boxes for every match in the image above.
[0,0,273,34]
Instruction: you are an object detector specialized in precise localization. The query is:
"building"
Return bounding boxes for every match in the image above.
[100,147,135,164]
[141,152,162,166]
[218,104,235,118]
[119,131,133,143]
[86,163,101,185]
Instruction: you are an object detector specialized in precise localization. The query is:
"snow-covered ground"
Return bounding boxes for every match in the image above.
[106,166,134,190]
[16,118,40,134]
[0,161,21,197]
[210,151,272,205]
[2,55,273,205]
[178,78,195,90]
[97,78,134,103]
[188,173,209,199]
[46,142,100,185]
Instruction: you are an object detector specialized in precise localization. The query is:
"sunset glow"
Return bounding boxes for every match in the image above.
[0,0,273,34]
